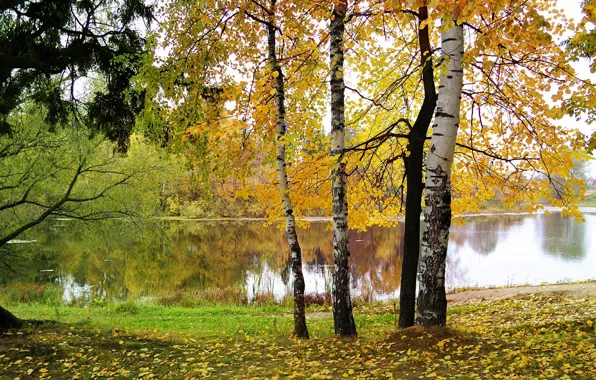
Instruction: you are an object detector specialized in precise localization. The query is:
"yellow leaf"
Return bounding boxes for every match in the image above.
[272,71,279,78]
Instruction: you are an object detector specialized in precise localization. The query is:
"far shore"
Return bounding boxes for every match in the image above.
[158,205,596,223]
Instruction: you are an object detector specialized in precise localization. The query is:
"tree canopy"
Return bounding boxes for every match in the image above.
[0,0,152,150]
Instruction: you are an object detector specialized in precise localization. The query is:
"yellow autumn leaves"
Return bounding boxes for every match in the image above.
[3,292,595,378]
[147,0,594,230]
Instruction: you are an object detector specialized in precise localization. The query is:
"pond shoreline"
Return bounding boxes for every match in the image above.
[446,280,596,305]
[158,206,596,222]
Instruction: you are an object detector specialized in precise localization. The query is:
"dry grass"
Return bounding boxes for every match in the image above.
[156,287,248,307]
[0,283,63,306]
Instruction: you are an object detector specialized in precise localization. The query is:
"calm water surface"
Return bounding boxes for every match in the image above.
[2,211,595,302]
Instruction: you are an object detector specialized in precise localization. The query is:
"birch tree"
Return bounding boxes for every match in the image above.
[417,19,464,327]
[149,0,329,337]
[330,0,357,337]
[253,0,310,339]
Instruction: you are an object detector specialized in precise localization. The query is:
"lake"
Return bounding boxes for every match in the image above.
[2,210,595,303]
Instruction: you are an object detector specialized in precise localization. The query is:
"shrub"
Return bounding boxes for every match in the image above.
[303,293,332,307]
[0,283,63,306]
[115,301,140,315]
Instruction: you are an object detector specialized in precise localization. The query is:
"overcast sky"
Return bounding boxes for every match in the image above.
[557,0,596,176]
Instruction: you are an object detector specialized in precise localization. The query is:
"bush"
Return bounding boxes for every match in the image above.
[303,293,332,307]
[0,283,63,306]
[251,292,277,306]
[114,301,140,315]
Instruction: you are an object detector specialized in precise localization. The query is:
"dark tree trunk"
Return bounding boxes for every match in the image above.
[330,0,357,338]
[398,6,437,329]
[0,305,22,331]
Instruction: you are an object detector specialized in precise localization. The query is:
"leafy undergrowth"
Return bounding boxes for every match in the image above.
[1,294,595,379]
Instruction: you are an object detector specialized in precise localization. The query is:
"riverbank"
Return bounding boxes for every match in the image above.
[2,283,595,379]
[158,206,596,223]
[447,281,596,304]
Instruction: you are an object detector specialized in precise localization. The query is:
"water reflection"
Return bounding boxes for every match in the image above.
[1,212,595,301]
[450,215,525,256]
[447,213,596,289]
[538,215,587,260]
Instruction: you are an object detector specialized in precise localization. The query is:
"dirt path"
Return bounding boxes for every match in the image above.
[305,282,596,318]
[446,282,596,305]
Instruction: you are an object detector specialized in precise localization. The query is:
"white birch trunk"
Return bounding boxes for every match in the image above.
[330,0,357,337]
[417,22,464,327]
[266,19,309,338]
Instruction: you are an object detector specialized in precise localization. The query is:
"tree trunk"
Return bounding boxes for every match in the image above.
[398,5,437,329]
[267,12,309,338]
[330,0,357,338]
[417,21,464,327]
[0,305,22,331]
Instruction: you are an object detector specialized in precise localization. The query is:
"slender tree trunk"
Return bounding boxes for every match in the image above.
[417,21,464,327]
[266,13,309,338]
[0,305,22,331]
[330,0,357,337]
[399,5,437,329]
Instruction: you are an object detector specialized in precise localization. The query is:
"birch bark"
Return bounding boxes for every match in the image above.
[330,0,357,337]
[417,21,464,327]
[267,17,309,338]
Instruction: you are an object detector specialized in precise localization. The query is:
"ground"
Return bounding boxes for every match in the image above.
[1,284,595,379]
[447,282,596,304]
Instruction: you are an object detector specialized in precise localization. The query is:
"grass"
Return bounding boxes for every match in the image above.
[4,302,383,340]
[156,287,249,307]
[0,283,63,306]
[1,293,595,379]
[0,282,342,311]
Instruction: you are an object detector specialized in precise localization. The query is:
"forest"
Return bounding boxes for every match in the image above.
[1,0,596,378]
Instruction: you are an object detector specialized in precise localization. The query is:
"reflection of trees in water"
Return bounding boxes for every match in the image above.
[445,254,468,290]
[4,220,408,300]
[296,223,404,296]
[449,216,526,256]
[537,214,586,261]
[7,214,588,300]
[0,242,61,285]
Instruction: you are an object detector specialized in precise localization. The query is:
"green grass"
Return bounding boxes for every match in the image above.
[2,294,595,379]
[6,302,392,340]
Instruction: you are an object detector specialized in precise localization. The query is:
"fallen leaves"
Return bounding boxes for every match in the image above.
[0,293,595,379]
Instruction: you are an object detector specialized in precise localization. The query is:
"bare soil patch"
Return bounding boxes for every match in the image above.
[446,281,596,305]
